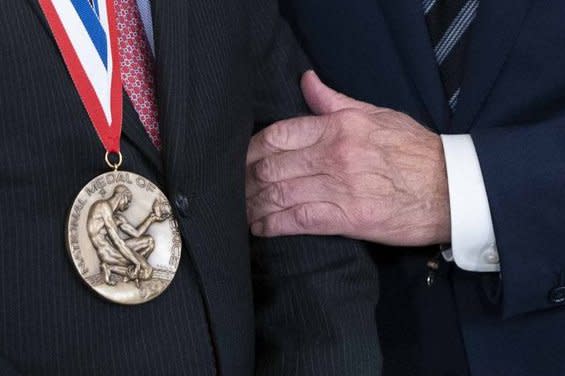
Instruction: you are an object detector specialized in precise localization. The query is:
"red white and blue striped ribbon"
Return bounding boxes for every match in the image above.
[39,0,123,153]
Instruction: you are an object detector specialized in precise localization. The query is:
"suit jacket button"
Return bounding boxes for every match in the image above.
[173,194,190,218]
[549,286,565,304]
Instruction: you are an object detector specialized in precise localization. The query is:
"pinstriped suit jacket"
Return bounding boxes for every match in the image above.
[0,0,381,375]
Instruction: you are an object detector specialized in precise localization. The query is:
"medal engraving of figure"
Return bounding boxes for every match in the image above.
[67,173,181,304]
[39,0,182,304]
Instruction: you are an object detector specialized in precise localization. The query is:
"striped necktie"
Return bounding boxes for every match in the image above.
[422,0,479,111]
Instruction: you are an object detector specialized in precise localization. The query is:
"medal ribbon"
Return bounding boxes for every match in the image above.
[39,0,122,153]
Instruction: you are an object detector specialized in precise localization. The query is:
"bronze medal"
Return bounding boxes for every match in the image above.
[66,171,181,304]
[40,1,181,304]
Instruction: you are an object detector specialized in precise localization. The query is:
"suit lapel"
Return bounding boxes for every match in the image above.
[24,0,48,29]
[25,0,163,172]
[452,0,534,132]
[154,0,260,370]
[151,0,192,166]
[378,0,451,131]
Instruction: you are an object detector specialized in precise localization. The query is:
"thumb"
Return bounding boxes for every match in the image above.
[300,70,380,115]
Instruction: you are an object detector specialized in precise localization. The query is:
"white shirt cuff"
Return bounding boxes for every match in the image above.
[440,134,500,272]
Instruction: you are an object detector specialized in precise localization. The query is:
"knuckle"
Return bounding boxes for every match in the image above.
[381,108,399,116]
[266,184,281,206]
[266,182,287,207]
[394,110,411,122]
[368,127,393,145]
[336,108,367,126]
[294,205,318,229]
[255,158,276,182]
[247,196,261,217]
[332,139,355,170]
[263,215,283,236]
[380,109,408,127]
[264,122,289,149]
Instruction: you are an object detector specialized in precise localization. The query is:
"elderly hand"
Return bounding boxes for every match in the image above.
[246,71,451,246]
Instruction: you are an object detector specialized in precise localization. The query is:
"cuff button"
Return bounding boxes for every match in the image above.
[482,250,499,264]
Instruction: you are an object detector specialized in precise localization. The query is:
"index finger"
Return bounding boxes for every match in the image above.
[247,115,326,165]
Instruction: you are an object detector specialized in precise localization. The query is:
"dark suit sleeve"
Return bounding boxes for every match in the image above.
[0,356,22,376]
[471,117,565,318]
[252,237,382,376]
[245,1,382,375]
[247,0,310,124]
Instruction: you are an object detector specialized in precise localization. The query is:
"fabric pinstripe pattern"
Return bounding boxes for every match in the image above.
[424,0,479,110]
[0,3,217,373]
[253,236,381,376]
[1,0,381,375]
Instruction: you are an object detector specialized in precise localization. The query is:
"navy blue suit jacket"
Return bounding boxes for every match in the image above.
[281,0,565,375]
